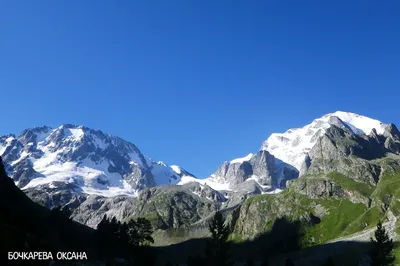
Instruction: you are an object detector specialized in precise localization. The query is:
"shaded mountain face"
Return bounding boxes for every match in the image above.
[0,124,187,196]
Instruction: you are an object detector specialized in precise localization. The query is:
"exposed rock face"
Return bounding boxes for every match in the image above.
[24,182,225,230]
[287,177,371,206]
[306,157,382,185]
[232,193,316,239]
[130,185,222,230]
[181,182,227,202]
[288,179,346,199]
[249,151,276,185]
[12,159,43,188]
[308,125,384,162]
[210,150,298,191]
[213,160,254,186]
[383,123,400,139]
[382,124,400,154]
[299,122,400,186]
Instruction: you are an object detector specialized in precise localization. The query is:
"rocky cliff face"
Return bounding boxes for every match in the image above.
[23,180,226,230]
[304,123,400,185]
[287,175,372,206]
[207,150,299,192]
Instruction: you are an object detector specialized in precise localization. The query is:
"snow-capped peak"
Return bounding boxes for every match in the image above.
[230,153,254,164]
[322,111,386,135]
[261,111,388,171]
[1,124,191,197]
[170,165,182,174]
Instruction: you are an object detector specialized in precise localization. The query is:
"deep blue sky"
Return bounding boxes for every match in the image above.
[1,1,399,177]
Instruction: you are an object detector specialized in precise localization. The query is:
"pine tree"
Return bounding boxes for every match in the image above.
[134,217,154,245]
[370,221,395,266]
[205,210,232,266]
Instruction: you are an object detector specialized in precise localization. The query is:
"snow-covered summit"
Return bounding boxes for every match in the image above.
[230,153,253,164]
[0,124,188,197]
[261,111,388,171]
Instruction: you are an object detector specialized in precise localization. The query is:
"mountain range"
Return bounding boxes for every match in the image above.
[1,111,397,194]
[2,111,400,245]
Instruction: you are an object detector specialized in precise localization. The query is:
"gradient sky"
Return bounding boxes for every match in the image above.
[1,1,399,177]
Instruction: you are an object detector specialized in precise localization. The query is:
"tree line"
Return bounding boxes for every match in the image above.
[51,206,396,266]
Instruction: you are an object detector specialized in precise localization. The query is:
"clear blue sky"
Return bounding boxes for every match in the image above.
[1,1,399,177]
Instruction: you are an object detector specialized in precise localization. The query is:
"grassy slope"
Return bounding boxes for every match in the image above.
[234,169,400,247]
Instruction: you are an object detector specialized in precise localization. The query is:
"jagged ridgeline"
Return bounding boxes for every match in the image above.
[2,111,400,264]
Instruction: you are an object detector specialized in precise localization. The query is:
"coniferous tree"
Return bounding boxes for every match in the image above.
[205,210,232,266]
[109,217,120,237]
[134,217,154,245]
[96,215,156,265]
[124,218,154,246]
[370,221,395,266]
[97,215,110,231]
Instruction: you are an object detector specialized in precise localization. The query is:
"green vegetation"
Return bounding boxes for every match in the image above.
[97,215,154,246]
[227,233,244,243]
[236,169,400,249]
[345,206,383,235]
[304,198,366,244]
[372,170,400,209]
[327,172,374,197]
[393,243,400,265]
[238,187,378,246]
